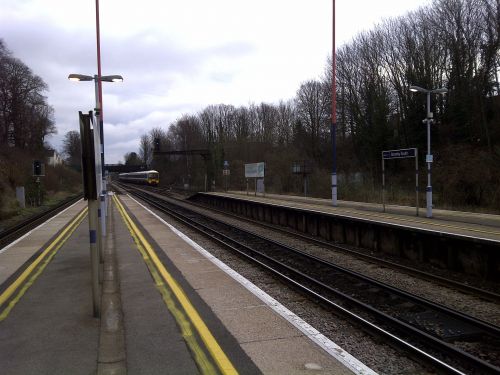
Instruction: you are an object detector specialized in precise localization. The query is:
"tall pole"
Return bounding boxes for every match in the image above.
[426,92,432,218]
[95,0,106,210]
[331,0,338,206]
[410,84,447,218]
[96,0,103,146]
[95,0,108,246]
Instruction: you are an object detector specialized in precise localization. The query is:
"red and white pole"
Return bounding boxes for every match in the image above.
[331,0,338,206]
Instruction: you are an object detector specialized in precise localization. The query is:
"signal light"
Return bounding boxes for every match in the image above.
[33,160,44,176]
[154,138,161,152]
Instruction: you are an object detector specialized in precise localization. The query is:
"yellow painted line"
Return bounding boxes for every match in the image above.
[333,208,500,236]
[244,195,500,237]
[0,207,88,321]
[113,195,238,375]
[114,198,217,375]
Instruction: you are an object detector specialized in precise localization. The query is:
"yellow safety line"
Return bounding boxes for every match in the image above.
[339,208,500,236]
[113,195,238,375]
[0,207,88,321]
[114,198,217,375]
[222,192,500,236]
[265,197,500,237]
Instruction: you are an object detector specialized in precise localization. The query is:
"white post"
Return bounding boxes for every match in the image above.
[415,151,419,216]
[331,174,337,206]
[88,199,100,317]
[382,156,385,213]
[426,92,432,218]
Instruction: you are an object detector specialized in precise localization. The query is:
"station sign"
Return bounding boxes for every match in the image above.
[245,162,265,178]
[382,148,417,159]
[291,160,312,175]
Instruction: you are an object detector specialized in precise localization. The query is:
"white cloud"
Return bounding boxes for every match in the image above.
[1,0,431,163]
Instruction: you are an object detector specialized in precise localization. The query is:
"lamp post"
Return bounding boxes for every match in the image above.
[68,73,123,232]
[331,0,338,206]
[409,85,447,218]
[68,73,123,181]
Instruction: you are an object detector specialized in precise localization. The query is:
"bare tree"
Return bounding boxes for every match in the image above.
[0,40,55,151]
[295,80,329,159]
[276,100,295,146]
[124,152,142,166]
[62,130,81,170]
[139,134,152,167]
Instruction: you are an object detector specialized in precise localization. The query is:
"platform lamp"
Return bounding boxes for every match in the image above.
[68,73,123,233]
[409,85,448,218]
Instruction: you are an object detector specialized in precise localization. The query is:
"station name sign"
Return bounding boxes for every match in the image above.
[382,148,417,159]
[245,162,265,178]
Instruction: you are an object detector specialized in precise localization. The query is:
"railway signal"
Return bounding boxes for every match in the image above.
[154,138,161,152]
[33,160,45,176]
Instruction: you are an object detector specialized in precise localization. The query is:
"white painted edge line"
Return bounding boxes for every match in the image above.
[0,199,83,255]
[126,194,378,375]
[212,194,500,243]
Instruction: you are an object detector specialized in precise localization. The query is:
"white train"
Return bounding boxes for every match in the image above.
[118,170,159,186]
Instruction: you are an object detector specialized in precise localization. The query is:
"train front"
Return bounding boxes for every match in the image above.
[147,170,159,186]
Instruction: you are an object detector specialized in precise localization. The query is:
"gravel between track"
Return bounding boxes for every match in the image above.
[175,195,500,327]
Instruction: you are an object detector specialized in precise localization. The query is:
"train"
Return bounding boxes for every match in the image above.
[118,170,160,186]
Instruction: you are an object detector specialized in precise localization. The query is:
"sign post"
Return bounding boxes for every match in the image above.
[223,161,230,192]
[292,161,312,198]
[381,148,419,216]
[79,111,101,317]
[33,160,45,206]
[245,162,265,196]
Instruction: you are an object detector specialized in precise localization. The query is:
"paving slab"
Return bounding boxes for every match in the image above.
[0,217,99,375]
[119,194,367,375]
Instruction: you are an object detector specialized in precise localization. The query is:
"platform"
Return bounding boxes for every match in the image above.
[0,194,375,375]
[209,191,500,242]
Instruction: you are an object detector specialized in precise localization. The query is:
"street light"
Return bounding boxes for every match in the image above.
[69,74,123,83]
[69,73,123,233]
[409,85,448,218]
[68,73,123,177]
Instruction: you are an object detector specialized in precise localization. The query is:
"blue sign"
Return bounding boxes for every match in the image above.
[382,148,417,159]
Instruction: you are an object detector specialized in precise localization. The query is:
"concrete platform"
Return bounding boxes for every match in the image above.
[118,194,374,375]
[0,193,375,375]
[0,200,87,286]
[209,192,500,241]
[191,192,500,281]
[0,204,98,375]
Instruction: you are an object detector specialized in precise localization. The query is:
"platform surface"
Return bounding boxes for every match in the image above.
[0,194,374,375]
[207,191,500,242]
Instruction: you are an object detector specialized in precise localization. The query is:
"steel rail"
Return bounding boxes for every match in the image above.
[186,195,500,303]
[135,184,500,303]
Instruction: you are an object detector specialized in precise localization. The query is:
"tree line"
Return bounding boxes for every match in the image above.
[0,39,56,199]
[0,40,55,152]
[0,40,81,215]
[132,0,499,210]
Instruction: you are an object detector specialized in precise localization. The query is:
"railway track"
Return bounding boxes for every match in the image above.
[139,184,500,303]
[116,184,500,374]
[0,194,83,249]
[186,195,500,303]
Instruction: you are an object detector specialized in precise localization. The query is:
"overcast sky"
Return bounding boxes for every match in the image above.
[1,0,431,163]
